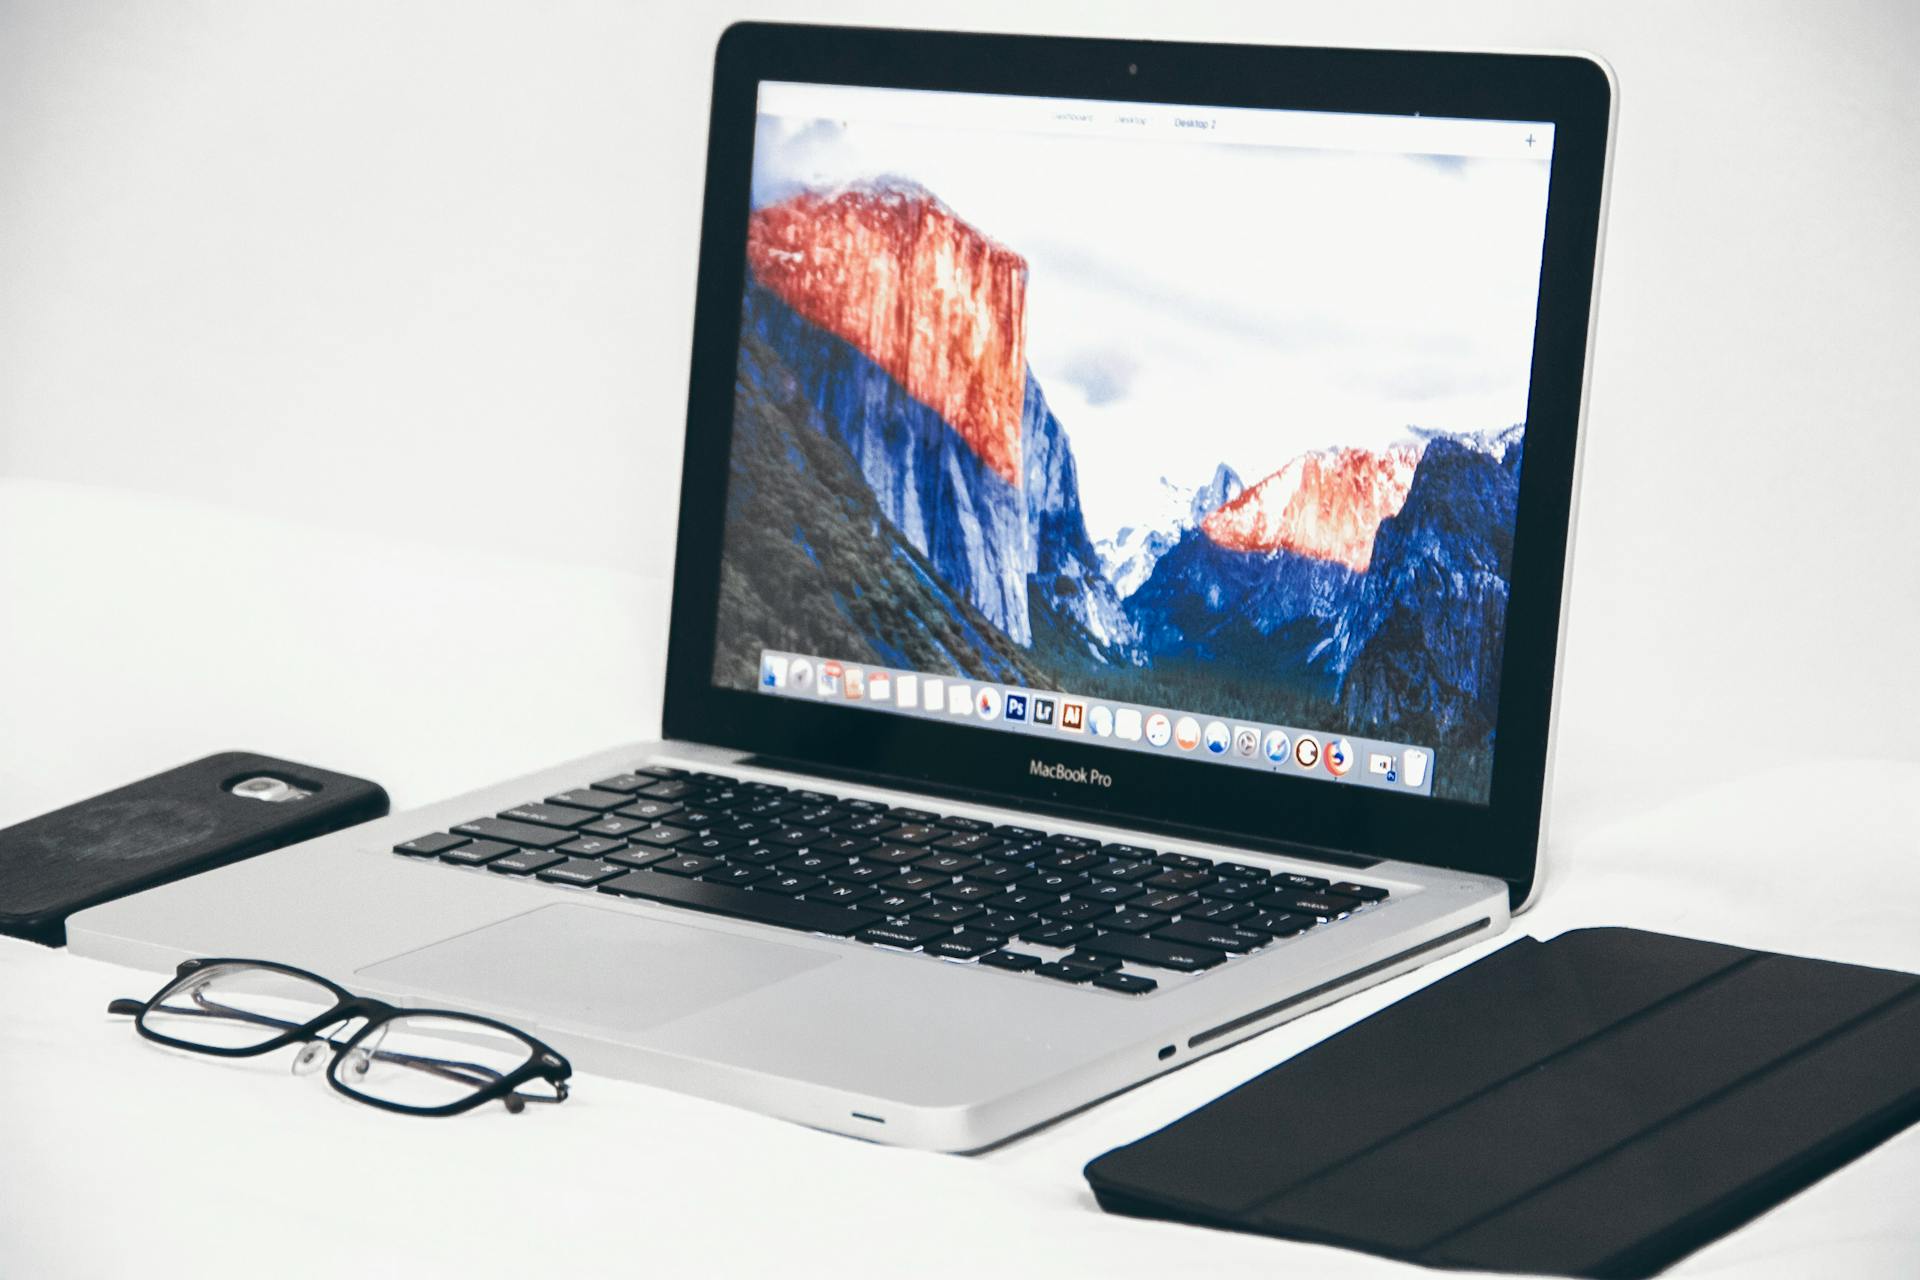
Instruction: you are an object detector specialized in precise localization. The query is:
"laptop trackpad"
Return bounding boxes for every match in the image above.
[356,903,841,1033]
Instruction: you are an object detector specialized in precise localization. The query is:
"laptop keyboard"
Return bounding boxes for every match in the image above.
[393,764,1390,996]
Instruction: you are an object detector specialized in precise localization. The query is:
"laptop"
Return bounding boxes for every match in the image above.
[68,24,1613,1152]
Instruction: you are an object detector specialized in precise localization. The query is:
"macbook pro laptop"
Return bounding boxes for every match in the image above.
[68,24,1613,1151]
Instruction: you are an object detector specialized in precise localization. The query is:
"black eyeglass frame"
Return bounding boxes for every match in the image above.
[109,957,573,1117]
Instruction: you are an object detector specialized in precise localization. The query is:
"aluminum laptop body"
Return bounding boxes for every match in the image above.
[69,24,1613,1152]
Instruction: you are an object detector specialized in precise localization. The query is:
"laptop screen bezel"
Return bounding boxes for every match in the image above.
[662,22,1611,903]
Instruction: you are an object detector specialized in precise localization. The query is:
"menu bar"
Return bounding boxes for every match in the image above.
[758,80,1554,162]
[757,650,1436,796]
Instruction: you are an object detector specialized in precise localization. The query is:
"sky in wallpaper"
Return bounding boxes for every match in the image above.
[751,110,1552,543]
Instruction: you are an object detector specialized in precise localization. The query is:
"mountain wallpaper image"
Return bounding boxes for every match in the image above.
[715,116,1549,803]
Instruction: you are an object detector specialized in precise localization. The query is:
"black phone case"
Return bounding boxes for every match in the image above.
[0,751,389,946]
[1084,928,1920,1278]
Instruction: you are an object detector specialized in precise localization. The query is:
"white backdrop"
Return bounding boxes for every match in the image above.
[4,0,1916,830]
[3,6,1919,1277]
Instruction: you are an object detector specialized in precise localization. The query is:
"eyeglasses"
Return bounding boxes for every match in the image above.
[108,958,572,1116]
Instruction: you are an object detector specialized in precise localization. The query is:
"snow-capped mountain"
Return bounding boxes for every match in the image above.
[1095,463,1243,599]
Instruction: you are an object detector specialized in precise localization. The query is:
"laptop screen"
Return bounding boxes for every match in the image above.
[711,81,1554,807]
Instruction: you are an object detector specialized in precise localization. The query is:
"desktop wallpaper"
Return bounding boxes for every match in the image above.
[712,98,1552,802]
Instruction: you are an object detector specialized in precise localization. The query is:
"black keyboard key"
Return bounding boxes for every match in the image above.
[1023,921,1096,948]
[914,902,984,926]
[857,920,949,950]
[628,824,694,849]
[883,869,947,893]
[990,889,1055,914]
[1063,951,1122,973]
[920,852,981,876]
[1139,890,1199,915]
[1021,870,1089,894]
[1038,848,1102,873]
[1215,861,1270,881]
[928,931,1005,961]
[933,881,1000,903]
[738,799,800,820]
[499,803,599,830]
[818,836,879,857]
[971,862,1027,885]
[703,864,772,889]
[653,853,720,878]
[394,833,466,857]
[1249,912,1315,937]
[724,844,785,866]
[993,825,1046,841]
[865,845,926,866]
[768,827,834,849]
[840,798,888,814]
[536,858,625,887]
[888,807,940,823]
[1187,900,1255,924]
[1153,920,1268,953]
[1329,881,1389,903]
[935,816,992,834]
[1079,881,1144,905]
[1100,842,1157,860]
[453,817,572,849]
[681,834,745,856]
[1197,878,1266,902]
[931,832,1000,856]
[1093,972,1158,995]
[600,870,879,936]
[808,882,877,906]
[606,847,674,871]
[779,851,849,875]
[637,765,690,780]
[1079,932,1227,972]
[488,848,565,876]
[557,835,628,859]
[978,950,1042,972]
[1091,859,1157,883]
[593,773,655,793]
[1260,890,1361,918]
[790,805,850,827]
[546,788,630,812]
[1041,899,1111,925]
[634,779,696,800]
[836,815,899,837]
[827,862,891,884]
[579,815,652,839]
[687,771,737,786]
[1146,868,1211,891]
[886,824,944,845]
[868,891,929,916]
[1034,960,1103,984]
[1273,872,1330,892]
[1047,834,1101,852]
[439,838,515,866]
[1155,852,1212,871]
[786,789,838,805]
[1102,908,1171,934]
[976,912,1040,936]
[766,872,824,896]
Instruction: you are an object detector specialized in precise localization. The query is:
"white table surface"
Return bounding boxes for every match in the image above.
[1,477,1916,1278]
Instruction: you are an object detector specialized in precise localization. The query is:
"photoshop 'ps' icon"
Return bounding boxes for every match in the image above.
[1005,693,1028,721]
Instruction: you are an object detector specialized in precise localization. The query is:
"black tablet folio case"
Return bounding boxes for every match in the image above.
[1084,928,1920,1278]
[0,751,388,946]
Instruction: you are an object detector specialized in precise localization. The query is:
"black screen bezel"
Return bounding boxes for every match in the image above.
[663,22,1611,902]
